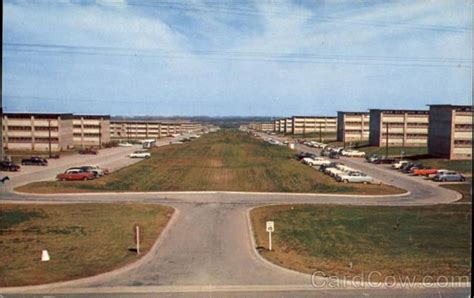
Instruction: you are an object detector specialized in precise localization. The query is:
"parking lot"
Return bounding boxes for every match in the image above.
[257,132,471,191]
[0,135,189,191]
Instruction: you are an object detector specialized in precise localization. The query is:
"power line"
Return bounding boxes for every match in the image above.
[4,42,471,68]
[4,95,162,105]
[4,42,471,63]
[123,1,472,33]
[5,0,470,33]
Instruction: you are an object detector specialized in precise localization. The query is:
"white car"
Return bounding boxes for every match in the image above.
[337,172,374,184]
[83,165,109,176]
[118,142,133,147]
[129,151,151,158]
[301,157,316,165]
[391,160,409,169]
[302,157,331,167]
[341,150,366,157]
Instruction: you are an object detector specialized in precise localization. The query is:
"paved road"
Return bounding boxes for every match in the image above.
[0,132,470,297]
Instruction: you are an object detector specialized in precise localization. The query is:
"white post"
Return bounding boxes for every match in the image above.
[268,230,272,251]
[136,225,140,254]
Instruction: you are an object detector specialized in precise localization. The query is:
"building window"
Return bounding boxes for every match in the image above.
[36,137,59,143]
[8,137,33,143]
[454,140,472,147]
[7,126,32,131]
[35,126,59,131]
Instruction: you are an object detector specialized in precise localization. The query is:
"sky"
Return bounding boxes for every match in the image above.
[2,0,472,117]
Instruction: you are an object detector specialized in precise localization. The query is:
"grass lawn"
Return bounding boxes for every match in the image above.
[0,203,173,287]
[16,131,403,195]
[251,204,471,282]
[414,159,472,174]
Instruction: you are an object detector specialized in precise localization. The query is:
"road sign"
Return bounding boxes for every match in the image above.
[266,221,274,232]
[41,250,50,262]
[266,221,274,251]
[133,223,143,244]
[133,223,142,254]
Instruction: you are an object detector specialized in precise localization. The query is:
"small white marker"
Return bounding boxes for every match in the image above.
[41,250,50,262]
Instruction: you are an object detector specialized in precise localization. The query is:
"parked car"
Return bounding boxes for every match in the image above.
[79,148,98,155]
[21,156,48,166]
[320,149,331,157]
[341,150,366,157]
[433,172,466,182]
[301,157,330,167]
[326,168,345,178]
[295,152,317,160]
[328,151,340,159]
[79,166,106,177]
[0,161,21,172]
[412,167,438,176]
[337,171,374,184]
[401,163,423,173]
[366,154,380,163]
[373,157,396,164]
[320,162,342,173]
[118,142,133,147]
[129,151,151,158]
[56,169,95,181]
[392,160,409,169]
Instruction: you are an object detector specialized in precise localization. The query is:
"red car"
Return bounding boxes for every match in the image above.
[412,167,438,176]
[79,148,98,155]
[56,169,95,181]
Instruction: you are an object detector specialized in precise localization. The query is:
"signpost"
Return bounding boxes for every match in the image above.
[133,223,142,254]
[266,221,274,251]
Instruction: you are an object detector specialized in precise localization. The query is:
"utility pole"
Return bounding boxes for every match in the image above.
[0,109,4,161]
[98,119,102,149]
[385,122,389,158]
[302,120,306,138]
[319,122,322,143]
[48,119,52,158]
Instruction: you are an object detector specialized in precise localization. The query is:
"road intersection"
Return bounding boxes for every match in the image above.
[0,134,470,297]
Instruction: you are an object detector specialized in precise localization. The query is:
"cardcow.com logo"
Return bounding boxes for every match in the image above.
[311,271,471,289]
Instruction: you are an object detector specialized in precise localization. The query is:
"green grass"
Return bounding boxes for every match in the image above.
[0,203,173,287]
[16,130,403,195]
[415,159,472,174]
[251,204,471,281]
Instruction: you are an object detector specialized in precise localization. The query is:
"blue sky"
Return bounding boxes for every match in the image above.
[3,0,472,116]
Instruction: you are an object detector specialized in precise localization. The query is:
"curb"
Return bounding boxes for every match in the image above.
[12,189,412,198]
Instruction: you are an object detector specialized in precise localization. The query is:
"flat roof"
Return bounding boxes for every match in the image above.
[427,104,472,110]
[4,112,74,119]
[369,109,428,114]
[337,111,369,115]
[74,114,111,119]
[292,115,337,118]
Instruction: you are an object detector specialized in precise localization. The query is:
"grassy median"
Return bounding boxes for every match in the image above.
[251,204,471,281]
[0,203,173,287]
[16,131,403,195]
